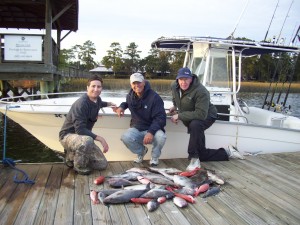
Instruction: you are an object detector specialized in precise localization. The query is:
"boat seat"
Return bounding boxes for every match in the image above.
[245,107,287,127]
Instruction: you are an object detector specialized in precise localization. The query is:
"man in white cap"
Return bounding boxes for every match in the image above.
[114,73,167,166]
[169,67,244,171]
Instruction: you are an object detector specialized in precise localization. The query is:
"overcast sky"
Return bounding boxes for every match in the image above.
[1,0,299,62]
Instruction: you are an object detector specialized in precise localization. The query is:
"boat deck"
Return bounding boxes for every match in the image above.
[1,152,300,225]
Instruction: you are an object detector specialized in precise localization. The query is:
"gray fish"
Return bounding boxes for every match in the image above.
[103,183,151,204]
[148,167,182,175]
[107,178,134,188]
[124,183,156,190]
[140,189,174,199]
[142,173,175,186]
[202,186,220,198]
[173,196,188,208]
[173,175,197,189]
[147,199,160,212]
[97,189,120,197]
[173,186,195,196]
[126,167,151,174]
[107,171,141,181]
[98,191,106,204]
[189,169,209,186]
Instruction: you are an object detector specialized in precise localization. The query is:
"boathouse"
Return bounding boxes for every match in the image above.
[0,0,80,98]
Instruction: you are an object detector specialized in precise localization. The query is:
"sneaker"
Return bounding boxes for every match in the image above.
[228,145,245,160]
[186,158,201,171]
[150,157,159,166]
[134,146,148,163]
[74,167,92,175]
[64,159,74,168]
[64,149,74,168]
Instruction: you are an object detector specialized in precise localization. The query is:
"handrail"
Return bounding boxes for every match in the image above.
[217,113,248,123]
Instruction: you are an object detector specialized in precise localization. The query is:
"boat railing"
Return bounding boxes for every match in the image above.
[217,113,248,123]
[0,92,85,103]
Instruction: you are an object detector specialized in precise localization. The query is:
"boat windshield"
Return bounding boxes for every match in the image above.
[191,42,231,89]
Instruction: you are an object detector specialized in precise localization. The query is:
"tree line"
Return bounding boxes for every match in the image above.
[59,39,300,81]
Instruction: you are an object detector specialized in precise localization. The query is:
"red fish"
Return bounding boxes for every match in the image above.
[157,196,166,204]
[131,198,152,204]
[94,176,105,185]
[179,167,201,177]
[166,186,195,203]
[194,183,210,197]
[90,190,100,204]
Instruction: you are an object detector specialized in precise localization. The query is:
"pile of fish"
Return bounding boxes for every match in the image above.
[90,166,224,212]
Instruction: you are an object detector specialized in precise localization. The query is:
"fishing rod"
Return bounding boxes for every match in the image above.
[291,25,300,44]
[264,0,279,42]
[229,0,249,38]
[277,0,294,44]
[282,53,299,108]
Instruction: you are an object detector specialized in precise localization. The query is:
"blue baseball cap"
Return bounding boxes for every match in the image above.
[176,67,193,79]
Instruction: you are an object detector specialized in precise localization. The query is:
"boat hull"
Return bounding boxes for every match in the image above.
[2,110,299,161]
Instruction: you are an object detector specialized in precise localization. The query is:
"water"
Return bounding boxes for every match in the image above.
[0,91,299,163]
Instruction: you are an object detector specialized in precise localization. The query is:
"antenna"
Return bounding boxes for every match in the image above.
[229,0,249,39]
[264,0,279,42]
[277,0,294,43]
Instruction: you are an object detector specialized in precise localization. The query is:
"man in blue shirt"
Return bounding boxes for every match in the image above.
[114,73,167,166]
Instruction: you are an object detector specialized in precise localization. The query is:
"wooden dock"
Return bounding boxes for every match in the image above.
[1,152,300,225]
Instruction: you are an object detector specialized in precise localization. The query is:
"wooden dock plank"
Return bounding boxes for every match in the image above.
[1,152,300,225]
[0,164,39,225]
[209,160,300,225]
[33,164,64,225]
[73,174,92,225]
[53,167,75,225]
[14,164,52,225]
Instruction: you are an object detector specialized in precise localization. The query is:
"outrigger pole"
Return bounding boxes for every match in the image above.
[263,0,279,42]
[276,0,294,44]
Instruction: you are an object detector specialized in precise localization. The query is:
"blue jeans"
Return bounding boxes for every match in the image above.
[121,128,166,158]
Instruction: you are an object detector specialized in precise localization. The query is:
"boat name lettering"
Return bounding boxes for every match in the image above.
[54,114,66,118]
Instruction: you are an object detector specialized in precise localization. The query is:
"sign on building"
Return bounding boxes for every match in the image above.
[4,35,43,61]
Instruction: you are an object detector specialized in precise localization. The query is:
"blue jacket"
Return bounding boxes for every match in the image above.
[120,81,166,135]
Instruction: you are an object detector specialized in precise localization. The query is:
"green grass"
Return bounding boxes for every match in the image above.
[59,78,300,93]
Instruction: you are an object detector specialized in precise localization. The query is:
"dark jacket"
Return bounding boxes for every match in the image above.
[59,94,108,140]
[171,75,218,127]
[120,81,166,135]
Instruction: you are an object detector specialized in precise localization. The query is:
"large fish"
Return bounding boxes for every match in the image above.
[103,183,151,204]
[106,171,141,181]
[207,171,224,185]
[142,173,175,186]
[126,167,151,174]
[173,175,197,189]
[140,189,174,199]
[124,183,156,190]
[107,178,134,188]
[189,169,209,186]
[202,186,221,198]
[147,199,160,212]
[148,167,182,175]
[173,196,188,208]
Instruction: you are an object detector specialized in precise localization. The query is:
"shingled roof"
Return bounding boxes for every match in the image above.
[0,0,78,31]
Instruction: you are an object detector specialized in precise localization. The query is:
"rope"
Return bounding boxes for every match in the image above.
[2,158,35,184]
[1,104,35,184]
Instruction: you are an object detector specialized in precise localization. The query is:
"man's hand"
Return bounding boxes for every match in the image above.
[96,135,109,153]
[170,114,179,124]
[169,106,177,115]
[143,132,154,145]
[113,107,125,117]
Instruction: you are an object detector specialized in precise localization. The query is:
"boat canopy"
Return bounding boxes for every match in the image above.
[151,36,300,56]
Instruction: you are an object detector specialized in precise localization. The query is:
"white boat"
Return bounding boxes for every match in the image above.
[0,37,299,161]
